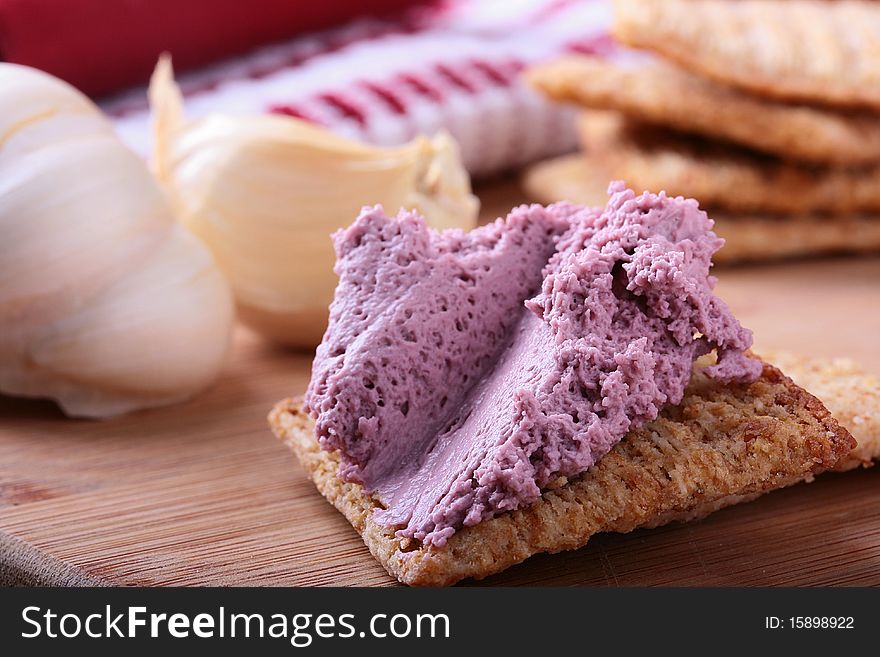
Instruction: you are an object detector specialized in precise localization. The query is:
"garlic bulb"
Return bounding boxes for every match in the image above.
[150,58,479,348]
[0,63,234,418]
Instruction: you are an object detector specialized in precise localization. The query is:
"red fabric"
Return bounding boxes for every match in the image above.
[0,0,427,96]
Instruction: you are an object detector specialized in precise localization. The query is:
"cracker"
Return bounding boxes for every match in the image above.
[521,154,880,263]
[526,55,880,165]
[612,0,880,110]
[578,111,880,216]
[269,360,854,586]
[759,352,880,471]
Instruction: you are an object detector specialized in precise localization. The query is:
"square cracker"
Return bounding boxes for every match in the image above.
[269,360,855,586]
[522,153,880,264]
[577,111,880,217]
[612,0,880,110]
[526,55,880,166]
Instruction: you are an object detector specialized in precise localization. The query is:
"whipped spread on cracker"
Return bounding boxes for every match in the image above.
[306,182,760,546]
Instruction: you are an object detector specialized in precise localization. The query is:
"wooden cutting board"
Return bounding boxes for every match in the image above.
[2,182,880,586]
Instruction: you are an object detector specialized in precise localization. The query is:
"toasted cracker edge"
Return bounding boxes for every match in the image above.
[269,361,855,586]
[759,352,880,470]
[521,154,880,263]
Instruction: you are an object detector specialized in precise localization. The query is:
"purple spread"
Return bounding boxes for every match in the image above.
[306,182,761,546]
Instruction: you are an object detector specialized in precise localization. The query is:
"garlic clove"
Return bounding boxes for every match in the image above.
[0,134,169,324]
[151,58,480,348]
[405,133,480,231]
[0,63,235,418]
[0,64,107,160]
[23,226,233,417]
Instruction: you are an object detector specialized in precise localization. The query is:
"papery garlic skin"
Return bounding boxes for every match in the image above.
[0,64,234,418]
[150,58,479,348]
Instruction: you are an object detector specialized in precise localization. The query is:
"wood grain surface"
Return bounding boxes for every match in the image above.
[1,180,879,586]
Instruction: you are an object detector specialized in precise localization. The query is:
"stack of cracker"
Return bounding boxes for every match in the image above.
[525,0,880,263]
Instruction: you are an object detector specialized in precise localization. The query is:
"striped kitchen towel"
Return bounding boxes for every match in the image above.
[105,0,613,177]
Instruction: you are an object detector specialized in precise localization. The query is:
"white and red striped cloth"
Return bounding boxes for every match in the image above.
[105,0,612,177]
